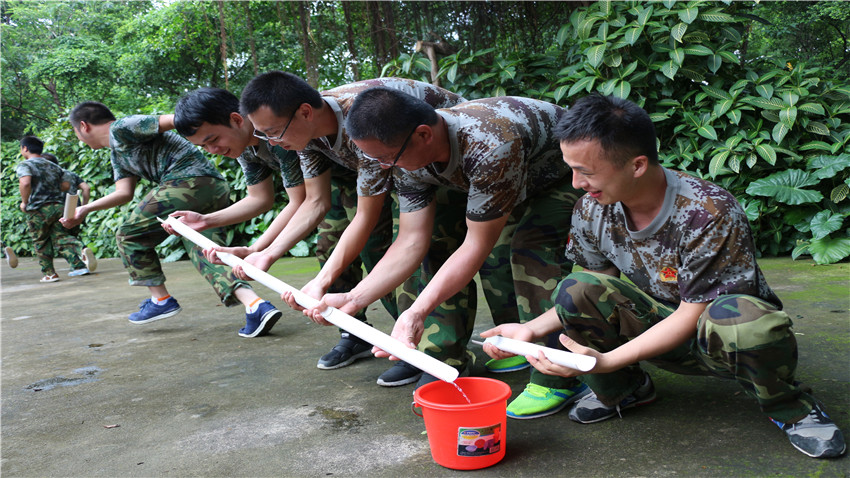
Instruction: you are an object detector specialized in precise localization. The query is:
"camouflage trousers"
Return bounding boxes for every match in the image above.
[25,202,86,276]
[399,188,479,369]
[553,271,814,422]
[480,178,583,389]
[116,177,251,307]
[316,175,399,327]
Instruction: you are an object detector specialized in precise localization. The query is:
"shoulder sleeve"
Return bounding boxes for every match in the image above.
[15,162,32,178]
[274,147,304,189]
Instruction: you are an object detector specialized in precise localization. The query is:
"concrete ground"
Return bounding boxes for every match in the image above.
[1,255,848,477]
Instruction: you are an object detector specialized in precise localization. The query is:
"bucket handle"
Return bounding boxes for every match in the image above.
[411,400,424,418]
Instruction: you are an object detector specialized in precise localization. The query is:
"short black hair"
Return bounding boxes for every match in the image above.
[20,135,44,155]
[345,87,439,145]
[240,71,323,118]
[69,101,116,128]
[175,88,239,136]
[554,94,658,167]
[41,153,59,164]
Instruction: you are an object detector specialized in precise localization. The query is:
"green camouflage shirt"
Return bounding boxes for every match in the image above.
[109,115,222,183]
[236,139,303,188]
[394,97,571,221]
[15,157,74,211]
[299,78,467,196]
[565,168,781,308]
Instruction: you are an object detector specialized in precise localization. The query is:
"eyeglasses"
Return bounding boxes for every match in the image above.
[364,127,416,168]
[253,110,295,142]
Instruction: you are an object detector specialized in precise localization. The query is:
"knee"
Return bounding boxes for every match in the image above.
[552,271,607,321]
[702,295,794,349]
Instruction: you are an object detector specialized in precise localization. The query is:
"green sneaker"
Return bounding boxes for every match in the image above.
[485,355,530,373]
[507,382,590,420]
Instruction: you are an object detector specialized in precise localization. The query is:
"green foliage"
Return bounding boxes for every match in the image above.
[385,1,850,263]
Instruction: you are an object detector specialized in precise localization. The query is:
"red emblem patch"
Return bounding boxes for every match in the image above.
[659,266,678,282]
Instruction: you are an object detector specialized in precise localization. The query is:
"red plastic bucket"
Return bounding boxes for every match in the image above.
[412,377,511,470]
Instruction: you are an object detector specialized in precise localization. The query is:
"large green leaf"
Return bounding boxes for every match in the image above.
[746,170,823,205]
[810,210,845,240]
[678,6,699,24]
[755,143,777,165]
[707,54,722,73]
[613,80,631,99]
[660,60,679,80]
[808,236,850,264]
[697,124,718,140]
[671,22,687,43]
[553,84,570,104]
[772,122,789,144]
[585,44,606,68]
[797,103,826,115]
[779,106,797,128]
[805,121,830,136]
[808,154,850,179]
[569,76,596,96]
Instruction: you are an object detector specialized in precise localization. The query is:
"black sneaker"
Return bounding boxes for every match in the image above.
[376,361,423,387]
[317,332,372,370]
[568,372,657,424]
[770,403,847,458]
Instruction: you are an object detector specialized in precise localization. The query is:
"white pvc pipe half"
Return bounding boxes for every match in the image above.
[160,216,459,383]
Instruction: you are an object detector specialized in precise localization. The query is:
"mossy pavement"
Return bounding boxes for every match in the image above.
[1,255,847,477]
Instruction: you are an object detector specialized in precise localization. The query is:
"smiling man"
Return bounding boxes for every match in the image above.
[481,94,845,458]
[300,87,586,412]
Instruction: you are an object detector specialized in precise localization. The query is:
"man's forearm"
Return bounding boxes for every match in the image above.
[201,194,273,230]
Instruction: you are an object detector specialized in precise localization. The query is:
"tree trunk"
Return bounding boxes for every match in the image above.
[216,0,229,90]
[298,2,318,88]
[367,2,385,73]
[243,2,259,76]
[381,1,399,59]
[341,2,361,80]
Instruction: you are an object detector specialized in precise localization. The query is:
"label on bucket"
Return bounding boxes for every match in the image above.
[456,424,501,457]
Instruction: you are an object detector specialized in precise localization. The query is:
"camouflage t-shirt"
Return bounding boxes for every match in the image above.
[236,139,303,188]
[565,168,781,308]
[394,97,571,221]
[15,157,74,211]
[66,170,85,194]
[109,115,222,183]
[298,78,467,196]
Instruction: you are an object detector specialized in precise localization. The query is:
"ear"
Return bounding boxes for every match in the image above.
[416,124,435,146]
[299,103,314,122]
[78,121,90,133]
[632,155,650,178]
[230,112,244,129]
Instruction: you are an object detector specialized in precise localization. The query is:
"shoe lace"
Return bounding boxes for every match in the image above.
[524,383,550,398]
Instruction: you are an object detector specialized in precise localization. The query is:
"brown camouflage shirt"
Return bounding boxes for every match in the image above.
[394,97,571,221]
[565,168,782,308]
[298,78,467,196]
[237,139,303,188]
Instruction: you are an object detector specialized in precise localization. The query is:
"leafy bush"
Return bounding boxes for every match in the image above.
[383,0,850,264]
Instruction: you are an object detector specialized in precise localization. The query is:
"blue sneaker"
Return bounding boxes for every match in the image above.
[238,301,282,338]
[770,403,846,458]
[128,297,181,325]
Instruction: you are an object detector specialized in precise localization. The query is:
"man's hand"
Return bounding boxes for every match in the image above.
[523,334,603,378]
[60,205,87,229]
[165,211,209,234]
[19,202,26,212]
[479,323,536,361]
[373,309,427,360]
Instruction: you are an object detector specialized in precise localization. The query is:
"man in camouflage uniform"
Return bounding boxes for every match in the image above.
[16,135,91,282]
[62,101,280,332]
[239,72,479,387]
[42,153,96,265]
[309,88,586,403]
[482,94,845,458]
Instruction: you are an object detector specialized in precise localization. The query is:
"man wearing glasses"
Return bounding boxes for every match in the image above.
[297,88,587,413]
[232,72,492,388]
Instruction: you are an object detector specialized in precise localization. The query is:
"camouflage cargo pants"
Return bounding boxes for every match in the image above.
[479,179,583,389]
[316,175,399,326]
[401,188,479,369]
[116,177,250,306]
[553,271,814,422]
[25,202,86,276]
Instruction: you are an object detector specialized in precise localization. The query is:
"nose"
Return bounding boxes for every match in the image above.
[571,171,587,190]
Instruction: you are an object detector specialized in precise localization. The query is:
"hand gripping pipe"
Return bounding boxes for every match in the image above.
[474,336,597,372]
[160,216,459,383]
